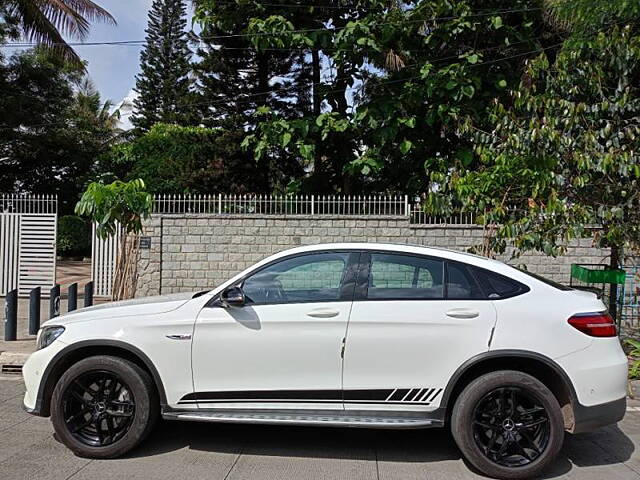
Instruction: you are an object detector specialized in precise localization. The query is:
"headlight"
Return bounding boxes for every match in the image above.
[36,326,65,350]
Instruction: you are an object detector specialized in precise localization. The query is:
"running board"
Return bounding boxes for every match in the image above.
[162,410,442,429]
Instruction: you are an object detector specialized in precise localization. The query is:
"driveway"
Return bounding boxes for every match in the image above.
[1,376,640,479]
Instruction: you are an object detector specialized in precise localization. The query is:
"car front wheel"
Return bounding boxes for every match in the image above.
[451,370,564,479]
[50,355,158,458]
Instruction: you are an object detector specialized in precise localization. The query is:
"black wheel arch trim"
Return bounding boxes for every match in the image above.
[440,349,579,419]
[31,339,168,417]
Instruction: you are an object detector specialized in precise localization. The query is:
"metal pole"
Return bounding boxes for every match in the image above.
[68,283,77,312]
[29,287,41,335]
[84,281,94,307]
[4,289,17,341]
[50,284,60,319]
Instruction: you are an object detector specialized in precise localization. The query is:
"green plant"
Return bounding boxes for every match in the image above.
[625,338,640,379]
[56,215,89,257]
[75,179,153,300]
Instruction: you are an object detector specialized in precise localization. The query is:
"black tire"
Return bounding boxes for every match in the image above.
[451,370,564,480]
[50,355,159,458]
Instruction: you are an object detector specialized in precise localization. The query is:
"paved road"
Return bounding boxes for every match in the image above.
[2,376,640,480]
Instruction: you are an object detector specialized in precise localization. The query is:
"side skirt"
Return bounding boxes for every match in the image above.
[162,407,445,429]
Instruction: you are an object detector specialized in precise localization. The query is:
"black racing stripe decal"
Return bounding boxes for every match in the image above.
[178,388,442,404]
[343,389,394,402]
[182,389,342,402]
[388,388,411,401]
[426,388,443,403]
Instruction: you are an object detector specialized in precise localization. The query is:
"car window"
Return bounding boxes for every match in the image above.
[469,266,530,299]
[367,253,444,300]
[447,262,485,300]
[242,252,350,304]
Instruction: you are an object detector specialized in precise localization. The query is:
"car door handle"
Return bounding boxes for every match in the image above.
[445,308,480,319]
[306,308,340,318]
[166,334,192,340]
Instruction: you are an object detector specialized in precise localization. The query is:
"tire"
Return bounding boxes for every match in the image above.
[451,370,564,480]
[50,355,159,458]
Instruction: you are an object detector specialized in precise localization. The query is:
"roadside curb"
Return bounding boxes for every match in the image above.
[0,351,29,375]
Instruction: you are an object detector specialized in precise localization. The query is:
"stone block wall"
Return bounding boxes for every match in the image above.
[135,214,610,297]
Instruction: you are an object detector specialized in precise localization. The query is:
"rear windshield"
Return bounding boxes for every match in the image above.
[513,267,573,291]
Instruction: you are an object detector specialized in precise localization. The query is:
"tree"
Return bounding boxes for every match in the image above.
[239,0,550,195]
[4,0,115,66]
[449,26,640,317]
[0,49,123,213]
[99,123,259,194]
[132,0,193,131]
[75,179,153,300]
[192,0,308,192]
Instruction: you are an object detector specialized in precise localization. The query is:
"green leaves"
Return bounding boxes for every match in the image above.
[75,179,152,239]
[399,139,413,155]
[449,26,640,258]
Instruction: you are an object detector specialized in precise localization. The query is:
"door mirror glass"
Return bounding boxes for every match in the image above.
[221,286,245,307]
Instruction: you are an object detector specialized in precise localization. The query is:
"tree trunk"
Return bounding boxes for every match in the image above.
[112,234,140,301]
[608,245,621,320]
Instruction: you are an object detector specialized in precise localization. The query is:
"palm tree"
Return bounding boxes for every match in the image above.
[6,0,115,66]
[73,78,124,142]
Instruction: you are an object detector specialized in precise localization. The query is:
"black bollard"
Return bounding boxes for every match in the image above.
[4,289,17,341]
[84,281,94,308]
[29,287,41,335]
[50,284,60,319]
[68,283,77,312]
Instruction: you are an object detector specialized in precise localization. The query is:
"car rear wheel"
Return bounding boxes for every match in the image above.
[451,370,564,479]
[50,355,158,458]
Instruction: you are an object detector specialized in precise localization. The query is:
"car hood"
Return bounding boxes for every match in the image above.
[44,291,202,326]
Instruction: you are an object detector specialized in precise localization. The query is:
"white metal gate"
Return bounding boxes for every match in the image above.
[91,223,121,298]
[1,195,57,297]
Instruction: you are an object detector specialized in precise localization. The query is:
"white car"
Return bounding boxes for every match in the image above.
[23,243,626,479]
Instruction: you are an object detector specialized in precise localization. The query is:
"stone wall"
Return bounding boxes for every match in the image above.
[135,214,610,297]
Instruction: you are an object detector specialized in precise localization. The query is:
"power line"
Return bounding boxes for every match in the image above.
[0,6,544,48]
[0,41,562,131]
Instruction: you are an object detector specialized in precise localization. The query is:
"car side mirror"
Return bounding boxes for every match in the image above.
[221,287,245,307]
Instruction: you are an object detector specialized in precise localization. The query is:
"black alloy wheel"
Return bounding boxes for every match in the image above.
[472,386,550,467]
[62,370,136,447]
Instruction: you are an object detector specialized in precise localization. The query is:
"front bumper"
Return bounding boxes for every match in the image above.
[572,396,626,434]
[22,339,68,416]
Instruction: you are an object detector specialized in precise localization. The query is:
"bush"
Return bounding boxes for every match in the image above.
[56,215,90,257]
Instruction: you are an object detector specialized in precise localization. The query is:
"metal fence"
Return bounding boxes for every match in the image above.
[152,194,481,225]
[621,266,640,330]
[0,194,57,297]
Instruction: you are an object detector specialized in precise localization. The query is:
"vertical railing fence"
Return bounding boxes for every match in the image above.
[152,194,411,217]
[0,194,57,297]
[92,223,121,298]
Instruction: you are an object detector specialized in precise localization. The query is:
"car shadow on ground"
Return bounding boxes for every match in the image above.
[122,419,635,478]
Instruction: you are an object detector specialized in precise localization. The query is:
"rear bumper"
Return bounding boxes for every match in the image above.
[572,396,626,434]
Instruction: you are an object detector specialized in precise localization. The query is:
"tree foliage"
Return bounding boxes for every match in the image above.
[75,178,153,238]
[447,26,640,261]
[222,0,552,194]
[5,0,115,66]
[100,123,260,194]
[0,49,123,213]
[132,0,194,131]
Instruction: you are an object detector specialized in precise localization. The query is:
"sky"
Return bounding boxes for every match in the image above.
[73,0,153,104]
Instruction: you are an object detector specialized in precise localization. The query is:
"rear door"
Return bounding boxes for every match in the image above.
[342,252,497,411]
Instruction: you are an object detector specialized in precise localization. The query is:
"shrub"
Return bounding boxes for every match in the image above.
[56,215,90,257]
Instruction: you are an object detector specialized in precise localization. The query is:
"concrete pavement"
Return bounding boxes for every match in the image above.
[2,377,640,480]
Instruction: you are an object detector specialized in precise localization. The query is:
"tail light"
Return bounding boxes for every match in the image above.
[568,312,617,337]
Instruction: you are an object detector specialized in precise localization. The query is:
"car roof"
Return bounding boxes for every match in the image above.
[266,242,504,269]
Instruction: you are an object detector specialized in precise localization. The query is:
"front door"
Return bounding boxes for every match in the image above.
[190,251,359,410]
[342,252,497,411]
